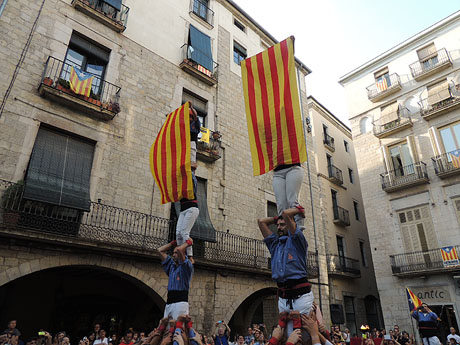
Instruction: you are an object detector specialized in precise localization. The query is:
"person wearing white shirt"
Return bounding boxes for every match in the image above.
[447,328,460,344]
[94,330,108,345]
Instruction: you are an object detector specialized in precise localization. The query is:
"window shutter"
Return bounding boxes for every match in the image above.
[428,127,442,156]
[427,80,451,105]
[190,178,216,242]
[374,67,389,79]
[103,0,122,11]
[407,136,419,163]
[420,205,438,250]
[380,102,399,124]
[189,25,213,72]
[381,146,391,172]
[400,223,414,252]
[417,43,437,61]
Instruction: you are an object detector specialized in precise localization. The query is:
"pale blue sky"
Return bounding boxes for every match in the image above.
[232,1,460,125]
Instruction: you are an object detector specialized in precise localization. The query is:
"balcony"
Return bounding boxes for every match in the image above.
[328,164,343,186]
[419,85,460,120]
[197,131,222,162]
[323,133,335,152]
[390,246,460,276]
[432,150,460,178]
[380,162,429,193]
[72,0,129,32]
[38,56,121,121]
[189,0,214,27]
[327,254,361,278]
[0,180,319,277]
[333,205,350,227]
[373,107,412,138]
[180,44,218,86]
[409,48,452,81]
[367,73,402,102]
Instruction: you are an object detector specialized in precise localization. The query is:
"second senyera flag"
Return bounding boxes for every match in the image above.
[241,36,307,176]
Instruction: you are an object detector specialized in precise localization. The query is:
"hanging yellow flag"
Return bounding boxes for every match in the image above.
[200,127,210,143]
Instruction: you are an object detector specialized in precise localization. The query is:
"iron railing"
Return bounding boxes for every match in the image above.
[418,85,460,118]
[366,73,402,100]
[390,245,460,275]
[40,56,121,114]
[333,205,350,226]
[197,132,222,162]
[189,0,214,26]
[0,180,319,276]
[373,107,411,136]
[380,162,428,191]
[409,48,452,79]
[327,254,361,276]
[432,150,460,176]
[328,164,343,185]
[323,133,335,150]
[180,44,218,79]
[73,0,129,29]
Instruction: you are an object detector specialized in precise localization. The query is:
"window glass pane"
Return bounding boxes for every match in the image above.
[62,48,85,81]
[401,143,413,167]
[452,123,460,149]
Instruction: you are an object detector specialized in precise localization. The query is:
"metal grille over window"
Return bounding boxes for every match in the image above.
[23,128,94,211]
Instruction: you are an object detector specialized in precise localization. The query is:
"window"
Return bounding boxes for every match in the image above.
[23,126,95,211]
[359,241,367,267]
[348,168,354,184]
[417,43,438,69]
[344,296,357,336]
[331,189,338,218]
[439,122,460,154]
[192,0,209,22]
[353,201,360,221]
[233,41,246,65]
[398,205,437,253]
[188,25,214,72]
[427,79,451,106]
[360,117,372,134]
[388,141,413,175]
[344,140,349,153]
[336,236,345,258]
[374,66,391,89]
[62,33,110,96]
[453,197,460,226]
[234,19,245,32]
[267,201,278,232]
[182,89,207,128]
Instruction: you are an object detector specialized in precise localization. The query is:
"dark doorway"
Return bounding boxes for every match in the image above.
[429,304,459,342]
[0,266,164,344]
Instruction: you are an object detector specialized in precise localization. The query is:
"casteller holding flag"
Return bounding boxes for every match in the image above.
[407,288,441,345]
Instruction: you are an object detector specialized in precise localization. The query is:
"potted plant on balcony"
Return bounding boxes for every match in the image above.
[57,78,71,93]
[43,77,53,87]
[107,100,120,114]
[1,181,24,226]
[212,131,222,140]
[89,90,102,107]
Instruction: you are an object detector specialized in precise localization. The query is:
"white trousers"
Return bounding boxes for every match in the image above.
[278,291,314,336]
[273,165,304,227]
[191,141,197,163]
[422,336,441,345]
[176,207,199,257]
[164,301,189,319]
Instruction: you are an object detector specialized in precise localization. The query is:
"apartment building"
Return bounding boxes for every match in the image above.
[339,10,460,337]
[0,0,330,339]
[309,96,383,334]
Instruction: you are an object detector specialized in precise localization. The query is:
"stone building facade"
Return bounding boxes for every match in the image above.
[339,10,460,339]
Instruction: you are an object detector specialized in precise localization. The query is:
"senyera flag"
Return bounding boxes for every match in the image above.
[406,287,422,312]
[150,102,194,204]
[69,66,94,97]
[241,36,307,176]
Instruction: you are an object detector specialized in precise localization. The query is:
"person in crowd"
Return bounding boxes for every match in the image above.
[448,328,460,345]
[388,331,395,341]
[2,321,20,345]
[94,330,108,345]
[258,206,311,336]
[244,329,254,345]
[93,326,101,341]
[157,239,194,319]
[109,335,117,345]
[379,329,386,339]
[343,329,351,344]
[119,333,133,345]
[88,333,96,345]
[53,332,66,345]
[411,303,441,345]
[213,321,230,345]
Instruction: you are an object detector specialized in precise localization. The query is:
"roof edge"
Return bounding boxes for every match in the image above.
[307,95,351,133]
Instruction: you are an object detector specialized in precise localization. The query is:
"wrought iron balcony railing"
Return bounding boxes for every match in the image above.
[432,150,460,178]
[197,131,222,162]
[0,180,319,277]
[328,164,343,185]
[418,85,460,120]
[390,245,460,275]
[373,106,412,138]
[323,133,335,151]
[39,56,121,120]
[189,0,214,26]
[380,162,429,192]
[366,73,402,101]
[180,44,218,86]
[72,0,129,32]
[333,205,350,227]
[327,254,361,277]
[409,48,452,80]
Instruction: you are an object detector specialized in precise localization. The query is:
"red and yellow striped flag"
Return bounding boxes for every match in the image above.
[241,36,307,176]
[69,66,94,97]
[150,102,194,204]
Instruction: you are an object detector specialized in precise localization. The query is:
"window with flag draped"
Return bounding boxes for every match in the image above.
[188,25,213,72]
[23,127,95,212]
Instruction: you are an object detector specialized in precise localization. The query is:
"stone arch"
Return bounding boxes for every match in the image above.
[0,252,167,301]
[359,117,372,134]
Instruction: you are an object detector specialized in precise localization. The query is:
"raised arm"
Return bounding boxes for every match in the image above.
[176,239,193,263]
[257,217,276,239]
[157,241,176,261]
[281,207,305,235]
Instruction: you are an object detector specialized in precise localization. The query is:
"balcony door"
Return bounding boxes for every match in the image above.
[440,122,460,157]
[389,141,414,176]
[331,189,338,218]
[337,235,346,269]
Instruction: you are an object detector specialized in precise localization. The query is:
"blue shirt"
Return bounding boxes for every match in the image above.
[412,310,438,322]
[162,256,194,291]
[214,335,228,345]
[264,227,308,283]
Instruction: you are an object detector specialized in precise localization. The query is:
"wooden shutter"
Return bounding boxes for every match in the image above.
[419,205,438,250]
[428,127,442,156]
[380,102,399,123]
[381,146,391,172]
[427,80,451,105]
[417,43,437,61]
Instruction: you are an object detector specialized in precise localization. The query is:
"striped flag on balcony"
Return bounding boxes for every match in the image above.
[449,149,460,168]
[376,78,388,92]
[69,66,94,97]
[150,102,194,204]
[240,36,307,176]
[440,246,460,267]
[406,287,422,312]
